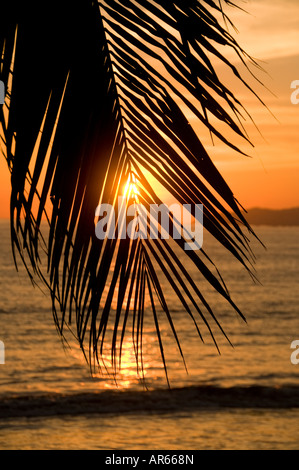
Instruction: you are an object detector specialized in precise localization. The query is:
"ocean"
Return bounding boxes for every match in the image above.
[0,219,298,450]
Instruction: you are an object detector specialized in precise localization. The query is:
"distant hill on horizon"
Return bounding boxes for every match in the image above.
[1,207,299,226]
[244,207,299,226]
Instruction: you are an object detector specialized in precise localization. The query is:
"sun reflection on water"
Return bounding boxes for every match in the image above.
[91,335,151,389]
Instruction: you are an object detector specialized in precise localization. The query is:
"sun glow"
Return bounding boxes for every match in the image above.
[123,173,140,200]
[91,336,152,389]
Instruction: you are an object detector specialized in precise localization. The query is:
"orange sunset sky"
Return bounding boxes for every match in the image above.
[0,0,298,218]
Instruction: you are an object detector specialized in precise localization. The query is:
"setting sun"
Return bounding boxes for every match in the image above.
[123,173,140,200]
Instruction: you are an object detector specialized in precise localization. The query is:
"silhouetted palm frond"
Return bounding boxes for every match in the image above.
[0,0,263,383]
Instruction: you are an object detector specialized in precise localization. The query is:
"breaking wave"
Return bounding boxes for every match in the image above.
[1,385,299,419]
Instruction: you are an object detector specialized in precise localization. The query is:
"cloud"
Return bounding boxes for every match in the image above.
[225,0,299,62]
